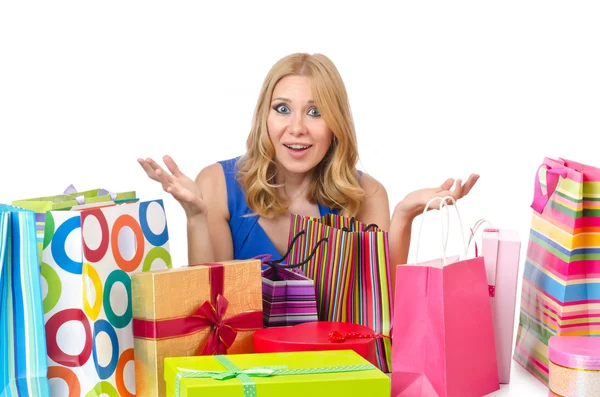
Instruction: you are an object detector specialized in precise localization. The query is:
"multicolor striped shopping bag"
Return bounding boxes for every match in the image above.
[514,157,600,385]
[287,214,392,372]
[0,205,50,396]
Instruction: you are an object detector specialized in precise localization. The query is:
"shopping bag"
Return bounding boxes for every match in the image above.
[12,185,137,260]
[466,219,521,384]
[514,157,600,385]
[288,214,392,372]
[392,197,500,397]
[41,199,172,396]
[0,205,51,396]
[258,230,325,327]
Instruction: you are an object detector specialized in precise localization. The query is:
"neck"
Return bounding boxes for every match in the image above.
[275,166,313,201]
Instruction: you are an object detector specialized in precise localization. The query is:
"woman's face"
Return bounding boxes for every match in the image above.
[267,75,333,175]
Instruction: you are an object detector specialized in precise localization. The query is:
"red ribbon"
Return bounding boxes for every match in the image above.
[328,331,390,343]
[133,263,262,355]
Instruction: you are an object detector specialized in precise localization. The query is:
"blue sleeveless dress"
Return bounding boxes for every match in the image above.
[218,156,339,267]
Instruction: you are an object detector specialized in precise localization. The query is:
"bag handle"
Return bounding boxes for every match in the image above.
[63,184,117,205]
[466,218,495,257]
[531,164,567,214]
[413,196,468,266]
[255,230,328,281]
[340,216,379,232]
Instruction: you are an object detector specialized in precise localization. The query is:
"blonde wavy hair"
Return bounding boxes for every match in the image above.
[237,53,364,218]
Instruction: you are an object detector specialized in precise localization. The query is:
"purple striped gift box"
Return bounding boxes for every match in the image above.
[262,267,319,327]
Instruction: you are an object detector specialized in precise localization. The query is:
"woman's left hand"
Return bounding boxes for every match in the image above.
[395,174,480,220]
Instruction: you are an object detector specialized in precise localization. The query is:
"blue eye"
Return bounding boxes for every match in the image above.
[274,104,290,114]
[308,107,321,117]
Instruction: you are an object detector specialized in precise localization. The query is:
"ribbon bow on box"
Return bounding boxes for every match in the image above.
[133,263,262,355]
[175,355,376,397]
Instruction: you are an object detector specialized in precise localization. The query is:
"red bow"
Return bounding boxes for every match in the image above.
[133,263,262,355]
[328,330,390,342]
[193,294,262,355]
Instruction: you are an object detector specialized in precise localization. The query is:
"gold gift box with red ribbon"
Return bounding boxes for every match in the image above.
[131,259,263,397]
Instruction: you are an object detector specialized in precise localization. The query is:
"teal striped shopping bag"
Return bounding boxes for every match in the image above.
[0,205,50,396]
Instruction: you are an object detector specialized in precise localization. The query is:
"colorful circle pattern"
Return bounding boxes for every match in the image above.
[82,263,103,321]
[46,309,92,367]
[46,200,170,390]
[81,209,109,264]
[103,269,132,329]
[51,216,83,275]
[139,200,169,247]
[92,319,119,380]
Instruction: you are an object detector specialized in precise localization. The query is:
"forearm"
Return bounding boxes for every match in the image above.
[389,205,416,267]
[186,214,216,265]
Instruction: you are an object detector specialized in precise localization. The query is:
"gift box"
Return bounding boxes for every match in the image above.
[468,220,521,384]
[132,259,263,397]
[548,336,600,397]
[253,321,384,367]
[164,349,390,397]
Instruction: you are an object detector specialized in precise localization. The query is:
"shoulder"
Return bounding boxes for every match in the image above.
[195,157,242,221]
[358,171,388,200]
[355,171,390,229]
[195,156,242,186]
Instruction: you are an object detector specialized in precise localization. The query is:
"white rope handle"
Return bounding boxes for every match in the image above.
[414,196,469,267]
[465,218,495,256]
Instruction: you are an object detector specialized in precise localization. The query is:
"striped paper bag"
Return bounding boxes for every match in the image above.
[514,157,600,385]
[0,205,51,396]
[288,214,392,372]
[258,231,324,327]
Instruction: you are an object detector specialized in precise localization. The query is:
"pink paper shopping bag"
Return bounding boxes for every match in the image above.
[392,197,500,397]
[467,220,521,384]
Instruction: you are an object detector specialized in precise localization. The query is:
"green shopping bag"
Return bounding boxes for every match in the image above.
[12,185,137,259]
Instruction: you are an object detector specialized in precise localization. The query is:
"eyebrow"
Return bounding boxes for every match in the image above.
[272,97,315,104]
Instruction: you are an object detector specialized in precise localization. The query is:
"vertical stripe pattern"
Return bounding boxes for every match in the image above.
[1,205,51,396]
[288,214,392,372]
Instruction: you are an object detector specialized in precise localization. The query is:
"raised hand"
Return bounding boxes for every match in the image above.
[138,155,207,218]
[396,174,480,219]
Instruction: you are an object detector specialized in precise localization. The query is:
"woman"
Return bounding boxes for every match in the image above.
[138,53,478,268]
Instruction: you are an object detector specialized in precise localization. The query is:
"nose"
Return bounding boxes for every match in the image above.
[289,113,307,136]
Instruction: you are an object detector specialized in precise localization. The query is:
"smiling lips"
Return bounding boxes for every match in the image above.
[284,143,313,158]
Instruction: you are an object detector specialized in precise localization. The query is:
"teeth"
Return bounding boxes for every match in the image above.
[286,144,310,149]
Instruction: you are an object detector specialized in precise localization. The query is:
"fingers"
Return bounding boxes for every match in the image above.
[138,158,159,181]
[163,155,184,177]
[145,157,166,174]
[451,179,464,201]
[155,168,174,191]
[461,174,480,196]
[438,178,455,192]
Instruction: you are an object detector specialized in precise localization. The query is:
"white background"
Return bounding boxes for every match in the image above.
[1,1,598,396]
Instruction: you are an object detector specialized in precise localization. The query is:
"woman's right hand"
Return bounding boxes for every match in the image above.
[138,155,207,218]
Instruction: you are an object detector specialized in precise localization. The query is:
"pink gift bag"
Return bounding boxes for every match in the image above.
[467,220,522,384]
[392,197,500,397]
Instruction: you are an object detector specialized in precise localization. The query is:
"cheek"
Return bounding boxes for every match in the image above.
[311,120,333,146]
[267,114,284,141]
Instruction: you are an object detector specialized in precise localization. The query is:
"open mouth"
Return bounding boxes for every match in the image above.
[284,144,312,152]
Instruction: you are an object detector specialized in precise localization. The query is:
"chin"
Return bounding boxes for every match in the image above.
[276,155,320,175]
